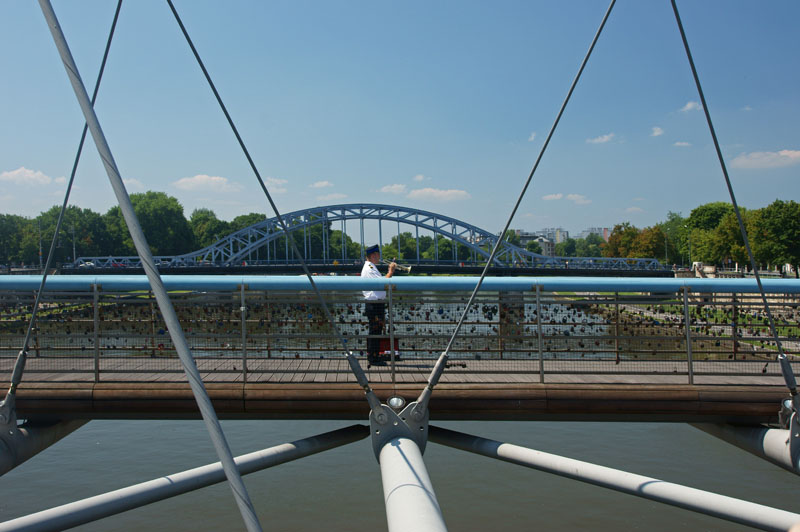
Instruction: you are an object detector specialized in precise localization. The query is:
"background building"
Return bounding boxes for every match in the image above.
[578,227,610,241]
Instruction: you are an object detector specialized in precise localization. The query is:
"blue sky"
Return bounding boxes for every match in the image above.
[1,0,798,238]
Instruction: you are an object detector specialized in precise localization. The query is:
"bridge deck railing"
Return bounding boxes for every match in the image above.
[1,276,798,385]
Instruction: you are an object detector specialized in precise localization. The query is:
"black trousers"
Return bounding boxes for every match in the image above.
[364,302,385,357]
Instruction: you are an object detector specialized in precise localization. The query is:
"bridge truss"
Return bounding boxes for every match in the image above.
[72,203,665,271]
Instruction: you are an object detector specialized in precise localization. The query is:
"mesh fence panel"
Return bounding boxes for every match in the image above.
[1,286,797,383]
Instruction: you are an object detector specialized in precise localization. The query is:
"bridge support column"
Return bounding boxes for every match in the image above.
[380,437,447,532]
[371,403,445,532]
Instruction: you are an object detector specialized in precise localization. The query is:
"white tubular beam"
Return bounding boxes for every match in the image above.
[36,2,261,530]
[693,423,800,476]
[0,424,367,532]
[380,437,447,532]
[429,426,800,532]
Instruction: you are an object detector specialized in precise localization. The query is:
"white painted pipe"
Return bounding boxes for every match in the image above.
[37,2,261,530]
[429,425,800,532]
[0,424,367,532]
[693,423,800,476]
[379,437,447,532]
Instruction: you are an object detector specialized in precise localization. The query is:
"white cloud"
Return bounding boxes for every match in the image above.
[731,149,800,169]
[527,132,537,142]
[566,193,591,205]
[123,178,144,190]
[651,127,664,137]
[309,180,332,188]
[54,176,68,185]
[172,174,243,192]
[407,187,470,201]
[317,192,347,202]
[0,167,51,185]
[586,133,615,144]
[542,193,563,201]
[742,105,753,112]
[380,184,407,194]
[680,101,701,112]
[265,177,288,194]
[626,206,644,213]
[673,141,691,147]
[412,174,426,182]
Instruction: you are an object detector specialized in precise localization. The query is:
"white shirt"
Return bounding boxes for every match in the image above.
[361,260,385,300]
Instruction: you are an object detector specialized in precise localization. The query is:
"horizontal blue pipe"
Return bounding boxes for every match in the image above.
[1,275,799,294]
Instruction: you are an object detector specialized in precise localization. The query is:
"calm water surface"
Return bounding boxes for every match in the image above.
[1,419,799,531]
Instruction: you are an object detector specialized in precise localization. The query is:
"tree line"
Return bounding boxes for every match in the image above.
[539,199,798,277]
[605,200,800,276]
[0,191,476,265]
[1,192,797,276]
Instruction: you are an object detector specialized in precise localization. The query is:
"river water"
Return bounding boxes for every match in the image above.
[1,419,799,531]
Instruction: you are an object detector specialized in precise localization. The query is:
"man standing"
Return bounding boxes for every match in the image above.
[361,244,396,365]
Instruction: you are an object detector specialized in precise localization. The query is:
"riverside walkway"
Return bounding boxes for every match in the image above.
[2,275,798,423]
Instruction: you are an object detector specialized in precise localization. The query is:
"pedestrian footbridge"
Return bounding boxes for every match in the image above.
[2,275,797,423]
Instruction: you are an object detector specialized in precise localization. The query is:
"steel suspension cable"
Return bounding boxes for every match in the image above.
[165,0,381,411]
[1,0,123,412]
[414,0,617,413]
[670,0,795,401]
[37,3,263,530]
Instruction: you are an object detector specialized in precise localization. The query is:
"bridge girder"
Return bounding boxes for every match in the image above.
[73,203,664,270]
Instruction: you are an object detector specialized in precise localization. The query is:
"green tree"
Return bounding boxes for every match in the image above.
[603,223,639,257]
[760,199,800,277]
[327,229,361,263]
[525,240,542,254]
[504,230,521,247]
[630,226,669,259]
[661,211,687,265]
[688,228,719,264]
[21,206,111,263]
[574,234,604,257]
[103,192,195,255]
[190,208,231,248]
[230,212,265,232]
[422,235,459,261]
[713,209,764,268]
[0,214,29,263]
[687,202,733,231]
[554,238,577,257]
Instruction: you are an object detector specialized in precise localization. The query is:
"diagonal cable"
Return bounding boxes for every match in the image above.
[1,0,123,411]
[37,2,263,530]
[165,0,381,412]
[414,0,617,413]
[670,0,795,400]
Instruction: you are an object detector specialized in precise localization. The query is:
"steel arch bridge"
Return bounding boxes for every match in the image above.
[73,203,664,271]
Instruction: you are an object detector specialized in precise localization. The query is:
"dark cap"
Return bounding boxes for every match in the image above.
[365,244,381,256]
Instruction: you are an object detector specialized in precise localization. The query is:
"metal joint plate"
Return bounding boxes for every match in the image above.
[369,401,429,460]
